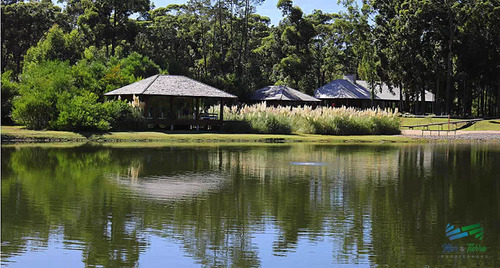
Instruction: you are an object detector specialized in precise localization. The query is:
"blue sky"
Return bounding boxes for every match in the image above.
[152,0,345,25]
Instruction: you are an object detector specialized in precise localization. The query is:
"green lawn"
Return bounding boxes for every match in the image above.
[461,119,500,131]
[1,125,415,144]
[401,118,500,131]
[3,119,499,145]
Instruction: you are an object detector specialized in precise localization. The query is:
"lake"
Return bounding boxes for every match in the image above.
[1,143,499,267]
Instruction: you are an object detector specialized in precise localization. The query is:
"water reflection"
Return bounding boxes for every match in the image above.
[114,173,227,201]
[1,143,499,267]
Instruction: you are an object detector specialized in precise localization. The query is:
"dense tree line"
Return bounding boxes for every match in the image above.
[1,0,499,127]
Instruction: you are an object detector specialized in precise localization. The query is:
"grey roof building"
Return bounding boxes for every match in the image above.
[105,75,236,130]
[355,80,435,102]
[314,76,435,102]
[314,75,435,112]
[250,85,320,104]
[314,79,374,100]
[105,74,237,99]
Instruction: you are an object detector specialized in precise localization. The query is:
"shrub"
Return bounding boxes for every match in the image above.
[103,101,147,131]
[12,55,156,131]
[221,121,253,133]
[12,61,72,129]
[223,103,401,135]
[1,71,19,125]
[249,113,292,134]
[54,92,110,131]
[12,92,58,130]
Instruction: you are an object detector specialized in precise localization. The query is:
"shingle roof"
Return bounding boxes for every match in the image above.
[250,85,320,102]
[356,80,435,102]
[104,75,237,99]
[314,79,435,102]
[314,79,374,99]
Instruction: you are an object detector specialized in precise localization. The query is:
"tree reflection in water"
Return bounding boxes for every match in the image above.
[1,143,499,267]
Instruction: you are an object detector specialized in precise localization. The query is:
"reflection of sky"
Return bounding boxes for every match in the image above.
[143,222,372,267]
[5,234,84,268]
[6,224,372,267]
[5,235,197,268]
[152,0,345,25]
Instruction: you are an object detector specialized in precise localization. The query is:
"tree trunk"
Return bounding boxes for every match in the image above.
[112,11,117,56]
[435,76,440,114]
[480,87,485,117]
[399,82,403,112]
[370,82,375,108]
[446,12,454,115]
[200,14,208,77]
[230,0,235,73]
[421,77,426,114]
[465,78,472,117]
[497,72,500,117]
[243,0,250,62]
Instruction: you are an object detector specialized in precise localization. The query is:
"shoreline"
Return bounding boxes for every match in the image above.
[2,126,499,144]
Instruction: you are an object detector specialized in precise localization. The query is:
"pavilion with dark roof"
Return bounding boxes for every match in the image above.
[105,74,237,130]
[314,75,435,112]
[249,85,320,106]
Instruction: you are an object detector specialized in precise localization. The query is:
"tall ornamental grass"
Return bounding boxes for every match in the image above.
[222,103,401,135]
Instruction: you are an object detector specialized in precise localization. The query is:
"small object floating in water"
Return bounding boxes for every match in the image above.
[290,162,327,166]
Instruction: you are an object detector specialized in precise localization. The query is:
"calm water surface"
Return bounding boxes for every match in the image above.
[1,143,499,267]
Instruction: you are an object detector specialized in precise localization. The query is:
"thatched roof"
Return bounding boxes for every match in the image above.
[250,85,320,102]
[104,75,237,99]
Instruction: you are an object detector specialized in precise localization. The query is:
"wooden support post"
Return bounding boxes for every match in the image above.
[195,98,199,121]
[169,96,174,131]
[195,97,200,132]
[169,97,174,119]
[220,99,224,122]
[143,95,148,118]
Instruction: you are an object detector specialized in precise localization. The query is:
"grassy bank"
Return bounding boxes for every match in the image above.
[2,125,418,144]
[3,119,498,144]
[401,118,500,131]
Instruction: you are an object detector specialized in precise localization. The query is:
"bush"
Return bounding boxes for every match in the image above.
[54,92,110,131]
[12,61,72,129]
[103,101,147,131]
[247,113,292,134]
[12,93,59,130]
[221,121,254,133]
[12,55,156,131]
[223,103,401,135]
[1,71,19,125]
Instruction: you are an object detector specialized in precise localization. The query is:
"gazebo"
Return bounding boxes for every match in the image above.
[104,75,237,130]
[249,85,320,106]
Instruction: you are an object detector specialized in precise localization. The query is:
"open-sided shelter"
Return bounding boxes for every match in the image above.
[105,75,237,130]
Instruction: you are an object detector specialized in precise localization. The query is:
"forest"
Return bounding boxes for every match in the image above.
[1,0,499,130]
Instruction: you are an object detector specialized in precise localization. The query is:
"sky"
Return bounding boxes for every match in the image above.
[151,0,345,25]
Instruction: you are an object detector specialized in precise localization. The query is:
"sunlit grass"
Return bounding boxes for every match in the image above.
[402,118,500,131]
[461,119,500,131]
[2,126,417,144]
